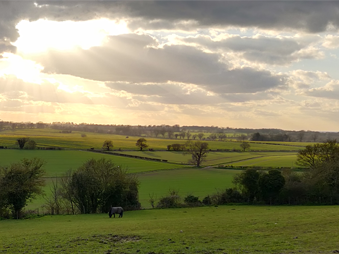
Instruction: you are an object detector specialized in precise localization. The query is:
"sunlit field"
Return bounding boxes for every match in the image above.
[1,206,339,253]
[0,150,189,176]
[0,128,305,151]
[114,150,299,167]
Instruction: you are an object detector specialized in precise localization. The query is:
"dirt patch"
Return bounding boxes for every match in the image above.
[70,234,141,244]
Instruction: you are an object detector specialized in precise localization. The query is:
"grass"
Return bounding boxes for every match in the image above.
[0,150,189,177]
[0,149,299,209]
[0,128,305,151]
[1,205,339,253]
[138,168,238,208]
[114,150,299,167]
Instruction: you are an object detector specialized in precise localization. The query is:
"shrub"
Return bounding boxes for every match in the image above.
[184,194,202,207]
[202,195,212,205]
[24,140,37,150]
[156,190,181,208]
[210,188,243,205]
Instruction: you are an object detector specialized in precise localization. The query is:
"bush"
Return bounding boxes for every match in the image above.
[202,195,212,205]
[156,190,181,208]
[184,194,202,207]
[24,140,37,150]
[210,188,243,205]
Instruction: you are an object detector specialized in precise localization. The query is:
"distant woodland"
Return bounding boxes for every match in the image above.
[0,120,338,142]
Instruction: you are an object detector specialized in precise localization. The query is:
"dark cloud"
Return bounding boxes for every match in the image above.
[1,1,339,47]
[27,33,285,93]
[181,35,320,65]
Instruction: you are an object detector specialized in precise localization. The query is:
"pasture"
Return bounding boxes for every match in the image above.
[114,150,299,167]
[0,128,306,151]
[1,205,339,253]
[138,168,239,207]
[0,150,189,176]
[0,149,300,209]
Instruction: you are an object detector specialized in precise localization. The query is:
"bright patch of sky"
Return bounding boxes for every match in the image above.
[14,19,129,52]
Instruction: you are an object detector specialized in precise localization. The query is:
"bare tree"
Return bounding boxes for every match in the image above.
[184,141,209,167]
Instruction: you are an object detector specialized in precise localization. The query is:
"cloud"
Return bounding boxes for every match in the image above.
[26,33,286,94]
[305,80,339,100]
[323,35,339,49]
[2,1,339,54]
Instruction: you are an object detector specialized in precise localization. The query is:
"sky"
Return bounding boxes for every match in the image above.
[1,1,339,131]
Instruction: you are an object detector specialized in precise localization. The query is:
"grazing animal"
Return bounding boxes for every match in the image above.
[109,206,124,218]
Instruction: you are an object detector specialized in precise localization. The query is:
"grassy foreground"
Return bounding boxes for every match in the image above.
[1,205,339,253]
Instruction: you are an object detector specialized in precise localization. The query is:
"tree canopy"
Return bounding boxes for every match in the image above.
[136,138,148,151]
[102,140,114,151]
[296,139,339,168]
[59,158,140,214]
[0,158,45,219]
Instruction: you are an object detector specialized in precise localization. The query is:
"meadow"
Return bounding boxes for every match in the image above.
[2,128,337,253]
[1,205,339,253]
[113,150,299,167]
[0,128,305,151]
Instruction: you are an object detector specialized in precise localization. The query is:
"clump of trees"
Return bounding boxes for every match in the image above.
[45,158,140,214]
[0,158,45,219]
[167,144,186,151]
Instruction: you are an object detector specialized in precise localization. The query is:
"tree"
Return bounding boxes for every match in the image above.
[296,140,339,168]
[311,132,319,142]
[233,168,261,203]
[59,158,140,214]
[258,170,285,204]
[197,133,204,140]
[136,138,148,151]
[184,141,209,167]
[240,141,251,151]
[186,131,192,140]
[102,140,113,151]
[238,134,248,142]
[296,130,305,142]
[16,137,29,149]
[0,158,45,219]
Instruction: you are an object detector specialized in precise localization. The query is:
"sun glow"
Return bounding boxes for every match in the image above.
[0,53,44,83]
[13,19,129,53]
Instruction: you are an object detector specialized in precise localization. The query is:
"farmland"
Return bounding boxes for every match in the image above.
[2,128,339,253]
[0,128,305,209]
[1,205,339,253]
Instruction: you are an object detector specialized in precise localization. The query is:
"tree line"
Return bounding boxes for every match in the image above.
[3,120,338,142]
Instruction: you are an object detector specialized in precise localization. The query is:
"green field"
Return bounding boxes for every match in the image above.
[0,149,300,209]
[0,128,305,151]
[0,150,189,176]
[114,150,299,167]
[1,205,339,253]
[138,168,238,207]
